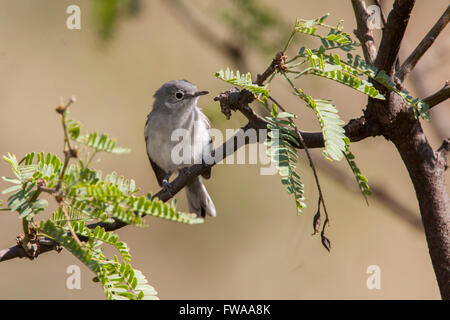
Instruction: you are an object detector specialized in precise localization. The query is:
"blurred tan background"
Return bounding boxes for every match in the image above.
[0,0,449,299]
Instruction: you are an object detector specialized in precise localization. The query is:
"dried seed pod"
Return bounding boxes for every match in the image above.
[321,235,331,252]
[312,210,321,235]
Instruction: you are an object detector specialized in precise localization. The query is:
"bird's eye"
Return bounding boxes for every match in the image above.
[175,92,184,100]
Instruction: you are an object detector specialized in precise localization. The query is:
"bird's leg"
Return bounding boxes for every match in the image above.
[162,171,173,197]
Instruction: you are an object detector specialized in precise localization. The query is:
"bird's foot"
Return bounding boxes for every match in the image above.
[162,179,173,197]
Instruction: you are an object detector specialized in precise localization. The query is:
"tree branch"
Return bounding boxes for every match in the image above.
[351,0,378,64]
[374,0,387,26]
[423,80,450,109]
[375,0,416,75]
[396,5,450,82]
[0,238,61,262]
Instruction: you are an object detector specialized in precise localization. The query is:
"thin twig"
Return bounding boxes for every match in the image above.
[282,30,297,53]
[397,5,450,82]
[374,0,401,72]
[423,80,450,109]
[374,0,387,26]
[54,98,84,246]
[274,76,331,239]
[56,199,83,247]
[56,97,76,152]
[256,51,286,86]
[272,94,331,238]
[56,97,78,191]
[351,0,377,64]
[374,0,415,75]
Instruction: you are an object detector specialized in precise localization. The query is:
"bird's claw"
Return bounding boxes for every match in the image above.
[162,179,173,197]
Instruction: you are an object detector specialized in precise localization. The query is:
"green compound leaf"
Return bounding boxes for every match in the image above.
[40,219,102,273]
[341,53,430,120]
[40,219,158,300]
[99,259,158,300]
[343,140,372,204]
[291,14,429,120]
[266,107,306,214]
[298,50,385,100]
[295,14,358,52]
[306,97,347,161]
[77,131,130,154]
[215,68,270,97]
[284,79,348,162]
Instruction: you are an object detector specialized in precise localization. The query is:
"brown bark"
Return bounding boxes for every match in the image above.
[395,129,449,298]
[358,0,450,298]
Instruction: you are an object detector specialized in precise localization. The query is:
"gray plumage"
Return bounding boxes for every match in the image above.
[145,80,216,217]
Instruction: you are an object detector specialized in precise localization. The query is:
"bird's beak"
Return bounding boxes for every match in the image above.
[194,90,209,97]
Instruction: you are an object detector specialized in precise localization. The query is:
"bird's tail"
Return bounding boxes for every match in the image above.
[185,176,216,218]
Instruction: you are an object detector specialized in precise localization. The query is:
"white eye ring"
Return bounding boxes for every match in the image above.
[175,91,184,100]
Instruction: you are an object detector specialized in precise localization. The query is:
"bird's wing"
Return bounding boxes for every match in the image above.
[197,109,213,180]
[197,107,211,129]
[145,133,167,187]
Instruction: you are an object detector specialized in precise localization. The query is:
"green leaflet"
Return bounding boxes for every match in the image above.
[307,98,347,161]
[343,141,372,204]
[283,75,348,162]
[51,206,92,226]
[66,180,203,226]
[298,49,385,100]
[21,152,64,187]
[345,53,430,119]
[293,14,430,120]
[296,14,358,53]
[339,53,429,120]
[1,153,55,220]
[99,258,158,300]
[372,69,430,120]
[67,119,130,154]
[39,219,157,300]
[40,219,102,273]
[104,171,137,194]
[69,221,132,262]
[215,68,270,97]
[78,131,130,154]
[265,109,306,214]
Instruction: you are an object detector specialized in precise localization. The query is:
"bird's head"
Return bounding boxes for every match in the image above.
[153,80,208,111]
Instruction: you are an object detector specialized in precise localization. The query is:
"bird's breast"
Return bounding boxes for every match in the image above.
[145,110,211,173]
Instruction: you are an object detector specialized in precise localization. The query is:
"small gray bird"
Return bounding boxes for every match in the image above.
[145,80,216,218]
